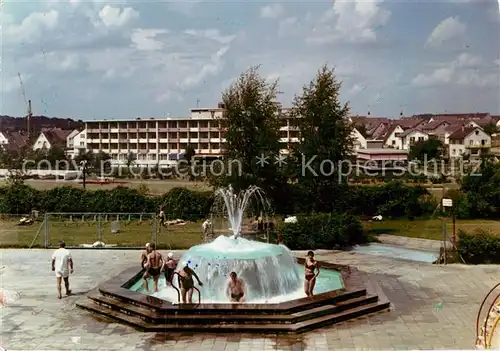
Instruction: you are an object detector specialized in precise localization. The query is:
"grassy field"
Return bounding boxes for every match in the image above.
[0,216,205,249]
[365,219,500,241]
[0,179,211,194]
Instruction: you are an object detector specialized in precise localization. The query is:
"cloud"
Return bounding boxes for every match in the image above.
[183,29,236,44]
[412,53,495,88]
[307,0,391,44]
[425,16,466,48]
[260,4,284,19]
[4,10,59,43]
[130,29,168,51]
[97,5,138,27]
[278,17,297,37]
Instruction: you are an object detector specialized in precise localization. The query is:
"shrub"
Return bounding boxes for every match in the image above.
[457,229,500,264]
[279,213,367,250]
[156,187,213,221]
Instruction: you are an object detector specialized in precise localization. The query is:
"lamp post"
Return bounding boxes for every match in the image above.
[80,160,88,189]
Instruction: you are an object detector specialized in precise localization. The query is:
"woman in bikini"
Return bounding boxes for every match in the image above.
[304,250,319,297]
[177,263,203,303]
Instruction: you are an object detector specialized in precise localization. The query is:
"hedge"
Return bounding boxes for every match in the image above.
[457,229,500,264]
[0,181,436,220]
[278,213,367,250]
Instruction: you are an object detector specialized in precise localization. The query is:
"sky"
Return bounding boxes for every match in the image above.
[1,0,499,120]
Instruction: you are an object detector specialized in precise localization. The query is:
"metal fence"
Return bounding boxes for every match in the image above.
[42,212,157,249]
[0,212,273,249]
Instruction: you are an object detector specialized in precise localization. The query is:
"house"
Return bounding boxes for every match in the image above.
[0,131,28,153]
[399,129,429,150]
[32,128,73,151]
[351,128,367,150]
[383,124,404,149]
[448,127,491,159]
[66,129,87,159]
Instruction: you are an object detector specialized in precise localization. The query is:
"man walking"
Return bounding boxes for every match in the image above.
[51,240,73,299]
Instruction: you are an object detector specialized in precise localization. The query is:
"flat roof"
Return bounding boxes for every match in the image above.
[357,148,409,154]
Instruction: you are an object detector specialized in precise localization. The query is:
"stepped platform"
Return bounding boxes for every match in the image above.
[76,259,390,334]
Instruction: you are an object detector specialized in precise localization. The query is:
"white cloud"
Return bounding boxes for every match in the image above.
[97,5,138,27]
[184,29,236,44]
[347,84,367,97]
[260,4,284,19]
[131,29,168,51]
[278,17,297,37]
[412,53,495,88]
[4,10,59,43]
[181,46,229,89]
[308,0,391,44]
[494,59,500,67]
[425,16,466,48]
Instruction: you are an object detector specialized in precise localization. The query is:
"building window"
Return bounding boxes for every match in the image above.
[482,139,486,145]
[469,140,473,145]
[392,140,395,145]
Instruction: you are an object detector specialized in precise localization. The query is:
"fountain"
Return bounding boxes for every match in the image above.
[152,185,303,302]
[77,185,390,333]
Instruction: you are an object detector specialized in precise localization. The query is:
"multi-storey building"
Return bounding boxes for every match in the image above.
[83,105,301,166]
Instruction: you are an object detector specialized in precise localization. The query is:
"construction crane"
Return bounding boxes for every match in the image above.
[17,73,32,141]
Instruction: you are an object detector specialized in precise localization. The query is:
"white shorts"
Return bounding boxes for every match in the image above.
[55,271,69,278]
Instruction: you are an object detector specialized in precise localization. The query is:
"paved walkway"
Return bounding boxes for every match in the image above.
[0,242,497,350]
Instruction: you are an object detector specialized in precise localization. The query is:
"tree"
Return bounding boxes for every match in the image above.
[210,66,285,198]
[288,65,355,212]
[484,123,498,136]
[46,145,68,168]
[409,138,443,162]
[184,144,196,164]
[125,152,136,178]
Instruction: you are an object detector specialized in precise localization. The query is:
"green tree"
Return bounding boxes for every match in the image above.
[409,138,443,161]
[46,145,67,167]
[484,123,498,136]
[125,152,136,178]
[92,151,112,176]
[288,65,354,212]
[210,66,285,197]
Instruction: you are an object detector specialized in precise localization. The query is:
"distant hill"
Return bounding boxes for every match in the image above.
[0,115,84,133]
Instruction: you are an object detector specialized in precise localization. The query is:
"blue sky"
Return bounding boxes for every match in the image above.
[1,0,499,120]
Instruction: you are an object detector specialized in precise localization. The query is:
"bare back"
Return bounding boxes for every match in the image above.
[147,252,163,268]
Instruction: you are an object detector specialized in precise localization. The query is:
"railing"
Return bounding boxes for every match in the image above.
[171,272,201,304]
[476,282,500,348]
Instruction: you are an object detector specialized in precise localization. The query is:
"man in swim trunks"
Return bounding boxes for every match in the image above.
[141,243,151,269]
[226,272,246,303]
[177,263,203,303]
[162,252,177,286]
[51,240,74,299]
[143,243,163,293]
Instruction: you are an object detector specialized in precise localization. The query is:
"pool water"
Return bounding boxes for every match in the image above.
[352,243,439,263]
[129,264,344,304]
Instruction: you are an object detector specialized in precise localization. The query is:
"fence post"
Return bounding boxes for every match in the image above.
[98,213,103,244]
[44,213,49,248]
[152,216,157,246]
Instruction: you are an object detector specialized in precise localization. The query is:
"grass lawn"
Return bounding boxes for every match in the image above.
[0,179,211,194]
[0,217,205,249]
[365,219,500,241]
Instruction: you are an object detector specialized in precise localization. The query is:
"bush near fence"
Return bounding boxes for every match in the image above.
[457,229,500,264]
[278,213,367,250]
[0,181,436,220]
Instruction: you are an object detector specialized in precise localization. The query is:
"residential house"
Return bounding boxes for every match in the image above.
[0,131,28,153]
[351,128,367,150]
[421,120,451,142]
[66,129,87,159]
[399,129,429,150]
[32,128,73,151]
[448,127,491,159]
[383,124,404,149]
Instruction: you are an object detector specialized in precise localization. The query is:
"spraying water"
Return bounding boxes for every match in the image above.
[151,186,303,303]
[212,185,269,237]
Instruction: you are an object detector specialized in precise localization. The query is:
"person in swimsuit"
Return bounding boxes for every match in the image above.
[141,243,151,269]
[143,243,164,293]
[226,272,246,303]
[177,263,203,303]
[162,252,177,286]
[304,250,319,297]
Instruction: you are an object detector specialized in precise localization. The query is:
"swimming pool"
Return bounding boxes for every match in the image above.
[352,243,439,263]
[129,263,344,304]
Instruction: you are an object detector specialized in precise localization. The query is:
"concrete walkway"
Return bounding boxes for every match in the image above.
[0,241,496,350]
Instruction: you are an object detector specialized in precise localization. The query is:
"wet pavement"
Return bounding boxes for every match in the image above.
[0,239,496,350]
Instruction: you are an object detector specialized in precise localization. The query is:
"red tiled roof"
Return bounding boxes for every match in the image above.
[448,127,480,140]
[433,113,490,121]
[2,131,28,152]
[41,128,72,148]
[445,123,466,133]
[399,128,428,138]
[382,124,401,142]
[397,118,424,129]
[421,120,449,131]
